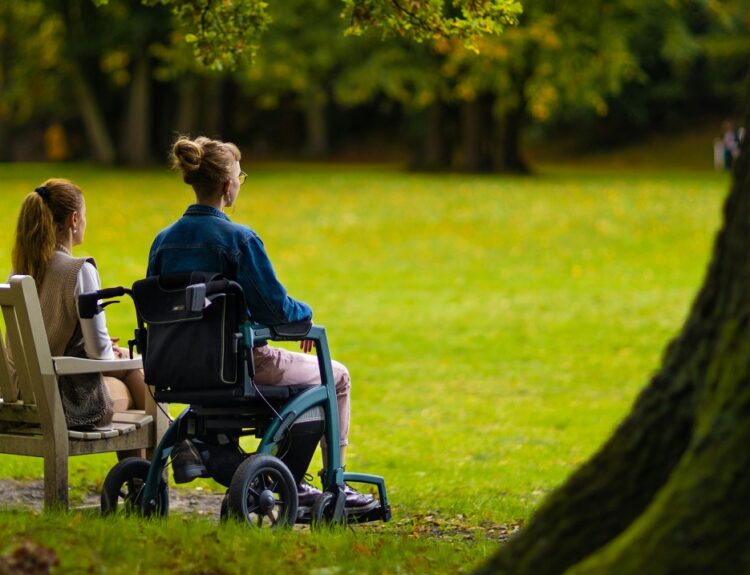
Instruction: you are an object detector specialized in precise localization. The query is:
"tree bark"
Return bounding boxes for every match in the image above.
[69,62,115,165]
[477,113,750,573]
[200,76,223,137]
[0,6,11,161]
[461,98,482,172]
[0,121,10,162]
[125,46,151,166]
[495,105,530,174]
[304,89,328,158]
[460,96,495,172]
[176,75,198,136]
[420,101,449,170]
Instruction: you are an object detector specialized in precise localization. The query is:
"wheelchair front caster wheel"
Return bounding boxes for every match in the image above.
[226,454,298,529]
[311,491,346,530]
[101,457,168,517]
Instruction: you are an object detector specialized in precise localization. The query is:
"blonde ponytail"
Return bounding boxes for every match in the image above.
[12,179,83,286]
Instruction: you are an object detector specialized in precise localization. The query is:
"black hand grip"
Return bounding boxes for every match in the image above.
[78,287,128,319]
[97,287,128,299]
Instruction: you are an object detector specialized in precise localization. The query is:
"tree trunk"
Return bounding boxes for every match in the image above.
[420,101,449,170]
[0,6,10,161]
[477,113,750,573]
[176,75,198,136]
[495,105,530,174]
[304,90,328,158]
[0,120,10,162]
[461,98,482,172]
[200,76,223,137]
[125,46,151,166]
[69,62,115,165]
[461,96,494,172]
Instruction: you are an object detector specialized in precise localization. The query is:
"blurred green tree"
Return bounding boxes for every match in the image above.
[330,0,687,171]
[94,0,522,70]
[234,0,355,157]
[573,0,750,146]
[0,3,66,160]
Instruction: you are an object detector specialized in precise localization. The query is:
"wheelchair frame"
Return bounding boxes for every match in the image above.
[82,283,391,527]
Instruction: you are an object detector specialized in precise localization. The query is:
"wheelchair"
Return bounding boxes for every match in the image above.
[79,273,391,528]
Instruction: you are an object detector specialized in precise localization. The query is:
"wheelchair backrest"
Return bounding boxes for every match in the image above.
[132,273,249,397]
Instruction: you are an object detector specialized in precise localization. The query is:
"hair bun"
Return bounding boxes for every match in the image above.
[173,138,203,172]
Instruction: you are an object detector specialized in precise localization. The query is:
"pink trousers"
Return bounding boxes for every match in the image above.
[252,345,351,447]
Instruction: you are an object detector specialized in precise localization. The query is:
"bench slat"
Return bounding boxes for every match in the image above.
[111,422,136,435]
[1,306,35,405]
[52,356,143,375]
[0,401,40,424]
[0,335,18,403]
[68,427,120,440]
[112,412,153,429]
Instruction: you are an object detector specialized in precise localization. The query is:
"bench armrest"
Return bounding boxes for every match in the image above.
[52,356,143,375]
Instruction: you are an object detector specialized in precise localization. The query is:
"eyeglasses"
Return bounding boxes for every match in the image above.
[238,171,247,185]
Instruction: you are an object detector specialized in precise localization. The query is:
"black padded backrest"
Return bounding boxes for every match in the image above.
[132,273,248,394]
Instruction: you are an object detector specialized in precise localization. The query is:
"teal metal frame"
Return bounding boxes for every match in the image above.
[141,322,391,523]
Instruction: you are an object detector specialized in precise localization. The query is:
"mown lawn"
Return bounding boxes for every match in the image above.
[0,162,728,573]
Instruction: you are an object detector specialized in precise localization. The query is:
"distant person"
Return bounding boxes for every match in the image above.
[11,179,146,437]
[147,135,376,513]
[722,120,740,171]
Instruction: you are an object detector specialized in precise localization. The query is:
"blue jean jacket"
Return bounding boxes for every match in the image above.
[147,204,312,326]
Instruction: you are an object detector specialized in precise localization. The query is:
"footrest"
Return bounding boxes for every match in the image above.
[346,503,391,524]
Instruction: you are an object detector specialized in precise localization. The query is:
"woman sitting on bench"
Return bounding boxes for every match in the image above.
[11,178,146,439]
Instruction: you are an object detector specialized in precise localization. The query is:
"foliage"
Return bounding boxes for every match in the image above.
[236,0,353,108]
[342,0,522,49]
[0,158,726,573]
[91,0,521,70]
[0,3,66,127]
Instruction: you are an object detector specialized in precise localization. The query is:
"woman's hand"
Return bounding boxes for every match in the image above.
[113,345,129,359]
[299,321,315,353]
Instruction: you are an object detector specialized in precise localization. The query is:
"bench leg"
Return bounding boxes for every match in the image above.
[44,452,68,511]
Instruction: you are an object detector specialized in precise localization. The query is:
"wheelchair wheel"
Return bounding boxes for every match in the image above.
[226,454,298,529]
[101,457,168,517]
[311,491,346,530]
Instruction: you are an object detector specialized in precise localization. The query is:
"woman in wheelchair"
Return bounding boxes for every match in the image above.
[11,179,146,443]
[148,135,374,512]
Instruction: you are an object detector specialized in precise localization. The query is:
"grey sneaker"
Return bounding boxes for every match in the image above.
[171,440,208,484]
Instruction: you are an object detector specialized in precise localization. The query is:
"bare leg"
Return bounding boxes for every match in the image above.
[102,375,144,460]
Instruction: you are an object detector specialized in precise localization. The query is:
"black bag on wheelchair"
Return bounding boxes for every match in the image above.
[132,272,250,401]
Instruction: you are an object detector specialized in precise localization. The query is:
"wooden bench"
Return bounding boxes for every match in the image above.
[0,275,168,510]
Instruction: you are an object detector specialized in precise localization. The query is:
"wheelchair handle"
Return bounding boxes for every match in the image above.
[78,287,131,319]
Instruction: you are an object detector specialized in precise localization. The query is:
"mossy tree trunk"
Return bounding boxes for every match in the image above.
[477,109,750,574]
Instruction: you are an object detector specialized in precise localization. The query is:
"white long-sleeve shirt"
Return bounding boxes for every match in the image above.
[73,261,115,360]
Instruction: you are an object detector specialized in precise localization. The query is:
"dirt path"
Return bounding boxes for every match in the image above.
[0,479,225,519]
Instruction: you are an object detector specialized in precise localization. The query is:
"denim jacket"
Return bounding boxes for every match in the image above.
[147,204,312,326]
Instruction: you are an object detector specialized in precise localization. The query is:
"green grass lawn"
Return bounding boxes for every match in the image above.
[0,161,728,573]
